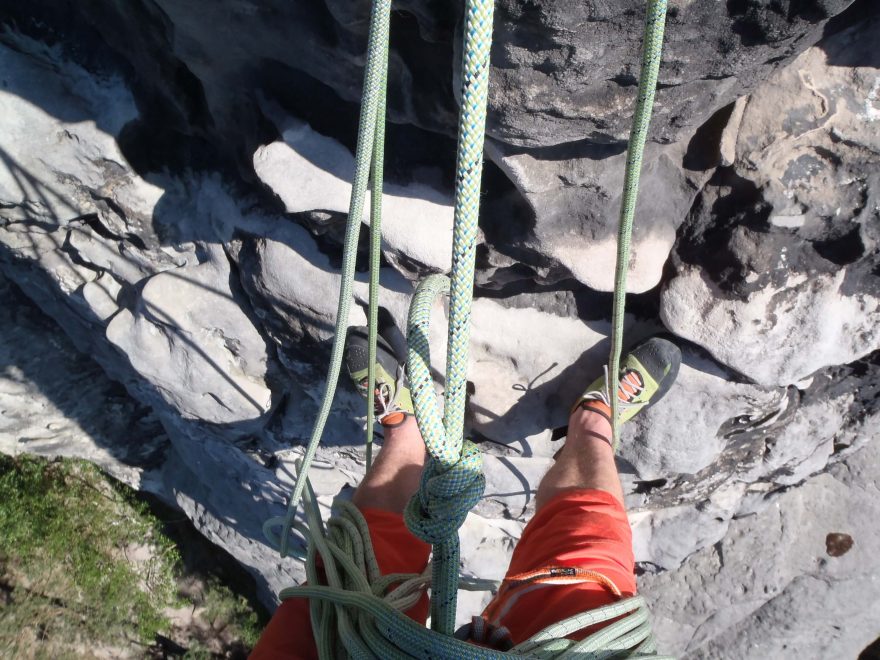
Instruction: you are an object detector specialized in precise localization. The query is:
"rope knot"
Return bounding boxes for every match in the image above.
[404,440,485,545]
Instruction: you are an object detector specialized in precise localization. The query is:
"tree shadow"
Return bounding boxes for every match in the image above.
[0,131,314,589]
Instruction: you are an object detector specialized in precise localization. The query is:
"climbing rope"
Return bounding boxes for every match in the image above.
[281,460,672,659]
[365,19,390,470]
[266,0,670,655]
[608,0,668,448]
[399,0,495,631]
[404,274,486,633]
[263,0,393,558]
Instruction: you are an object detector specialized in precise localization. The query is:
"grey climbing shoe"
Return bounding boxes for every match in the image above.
[344,326,414,426]
[574,336,681,426]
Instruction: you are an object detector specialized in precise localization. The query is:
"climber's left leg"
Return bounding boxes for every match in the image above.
[353,414,426,513]
[251,417,431,660]
[250,332,432,659]
[346,328,431,619]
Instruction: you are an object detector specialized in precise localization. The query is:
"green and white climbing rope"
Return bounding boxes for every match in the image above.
[400,0,495,633]
[365,31,390,471]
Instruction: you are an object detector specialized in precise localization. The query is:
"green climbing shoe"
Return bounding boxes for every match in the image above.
[574,336,681,426]
[344,326,414,426]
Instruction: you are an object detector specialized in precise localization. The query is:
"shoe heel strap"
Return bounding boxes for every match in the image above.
[572,400,613,425]
[379,411,408,427]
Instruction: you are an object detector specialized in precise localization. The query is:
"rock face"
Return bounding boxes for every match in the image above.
[486,139,702,292]
[0,273,168,488]
[643,438,880,659]
[106,246,274,428]
[253,116,456,274]
[662,13,880,387]
[488,0,855,148]
[0,0,879,656]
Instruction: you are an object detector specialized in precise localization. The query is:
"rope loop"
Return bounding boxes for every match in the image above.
[405,271,487,630]
[404,440,486,545]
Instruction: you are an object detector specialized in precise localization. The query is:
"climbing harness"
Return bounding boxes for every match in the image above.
[264,0,671,656]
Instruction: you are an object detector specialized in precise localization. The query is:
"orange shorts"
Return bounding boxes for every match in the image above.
[251,489,635,658]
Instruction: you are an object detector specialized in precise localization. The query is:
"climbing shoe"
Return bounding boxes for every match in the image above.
[344,326,414,427]
[573,336,681,428]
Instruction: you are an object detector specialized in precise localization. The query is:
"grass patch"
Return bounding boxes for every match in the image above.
[0,454,265,658]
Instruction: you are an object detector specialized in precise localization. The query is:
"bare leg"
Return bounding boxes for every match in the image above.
[535,406,623,511]
[353,405,621,514]
[352,416,426,514]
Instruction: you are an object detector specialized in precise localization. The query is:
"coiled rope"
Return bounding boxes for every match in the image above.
[265,0,670,656]
[280,462,672,658]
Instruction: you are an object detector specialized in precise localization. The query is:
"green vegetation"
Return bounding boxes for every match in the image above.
[0,454,264,658]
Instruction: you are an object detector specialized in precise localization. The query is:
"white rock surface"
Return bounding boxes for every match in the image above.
[662,22,880,387]
[662,266,880,387]
[733,39,880,224]
[0,36,162,233]
[485,140,698,293]
[237,219,417,344]
[468,299,633,453]
[236,216,643,456]
[641,439,880,658]
[254,117,455,273]
[630,481,744,570]
[620,349,786,478]
[106,247,273,427]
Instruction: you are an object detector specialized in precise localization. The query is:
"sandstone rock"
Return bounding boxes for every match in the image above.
[82,272,124,322]
[0,32,162,237]
[233,214,639,459]
[0,37,275,433]
[106,245,274,429]
[619,348,786,479]
[717,97,747,168]
[742,397,840,486]
[467,298,635,453]
[662,15,880,386]
[253,115,455,273]
[641,439,880,658]
[0,272,168,486]
[662,266,880,386]
[630,479,746,570]
[488,0,854,147]
[162,436,306,605]
[14,0,854,158]
[485,139,703,293]
[734,23,880,231]
[234,220,417,350]
[477,454,553,520]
